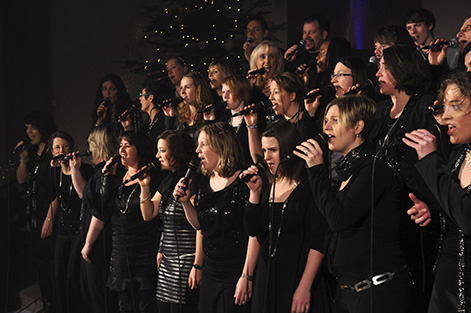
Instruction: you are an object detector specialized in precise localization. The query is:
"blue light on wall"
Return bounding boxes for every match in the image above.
[351,0,367,49]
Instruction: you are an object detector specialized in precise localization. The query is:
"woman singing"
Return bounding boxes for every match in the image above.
[173,122,255,313]
[299,95,412,313]
[138,130,200,313]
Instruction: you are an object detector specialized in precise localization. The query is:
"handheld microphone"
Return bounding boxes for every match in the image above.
[344,79,374,96]
[295,58,317,75]
[157,97,180,109]
[421,38,459,50]
[97,99,111,117]
[246,67,266,78]
[117,109,131,123]
[303,85,335,101]
[13,138,31,155]
[239,163,265,184]
[280,133,329,163]
[286,40,306,59]
[197,104,215,114]
[231,102,263,117]
[369,55,378,64]
[52,150,92,161]
[176,159,200,200]
[103,154,121,175]
[246,37,254,44]
[122,162,157,185]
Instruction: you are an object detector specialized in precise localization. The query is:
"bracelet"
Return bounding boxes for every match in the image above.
[241,272,254,281]
[45,217,54,222]
[193,264,203,270]
[246,124,257,129]
[140,194,152,203]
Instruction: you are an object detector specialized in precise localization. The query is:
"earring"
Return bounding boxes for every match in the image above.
[355,133,360,137]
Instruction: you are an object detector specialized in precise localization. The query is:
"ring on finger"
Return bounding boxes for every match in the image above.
[421,133,427,138]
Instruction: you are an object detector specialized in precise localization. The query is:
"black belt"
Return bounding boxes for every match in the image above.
[339,271,395,293]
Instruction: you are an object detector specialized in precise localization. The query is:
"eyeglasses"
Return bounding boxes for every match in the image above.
[139,92,151,97]
[331,73,353,80]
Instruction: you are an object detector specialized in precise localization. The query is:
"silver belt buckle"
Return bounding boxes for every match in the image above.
[354,280,371,292]
[372,272,395,286]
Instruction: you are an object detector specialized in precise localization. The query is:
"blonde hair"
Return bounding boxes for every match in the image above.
[249,40,284,90]
[87,126,118,165]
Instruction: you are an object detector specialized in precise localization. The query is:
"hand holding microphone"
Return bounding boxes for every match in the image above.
[103,154,121,175]
[293,136,326,168]
[174,159,199,201]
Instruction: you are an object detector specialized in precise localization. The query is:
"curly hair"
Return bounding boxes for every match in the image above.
[178,72,213,125]
[438,71,471,113]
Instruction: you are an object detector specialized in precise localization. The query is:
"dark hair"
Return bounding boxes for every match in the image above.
[49,131,75,151]
[142,79,175,105]
[437,71,471,110]
[199,122,245,178]
[272,72,306,107]
[404,8,435,33]
[374,25,415,46]
[325,37,353,76]
[324,95,376,140]
[158,130,197,171]
[247,16,269,32]
[383,45,433,95]
[262,120,303,182]
[338,56,368,86]
[167,56,187,68]
[304,14,330,34]
[209,59,235,77]
[119,130,154,168]
[93,74,133,124]
[24,111,57,143]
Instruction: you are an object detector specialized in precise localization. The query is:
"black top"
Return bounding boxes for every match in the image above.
[308,143,407,283]
[194,175,249,261]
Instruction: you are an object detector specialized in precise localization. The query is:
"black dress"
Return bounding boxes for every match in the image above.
[244,176,332,313]
[194,175,250,313]
[308,143,412,313]
[416,146,471,313]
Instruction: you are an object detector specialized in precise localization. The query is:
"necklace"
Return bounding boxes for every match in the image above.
[119,183,138,214]
[268,180,299,257]
[465,149,471,171]
[58,170,73,211]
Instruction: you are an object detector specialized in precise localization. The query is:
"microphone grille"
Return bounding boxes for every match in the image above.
[247,37,254,43]
[299,39,306,47]
[448,37,459,49]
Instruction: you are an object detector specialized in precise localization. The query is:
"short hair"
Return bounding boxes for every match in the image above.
[247,16,269,32]
[262,120,304,183]
[49,131,75,151]
[382,45,434,95]
[178,72,214,124]
[404,8,436,32]
[337,56,368,86]
[119,130,154,168]
[304,14,330,34]
[157,130,197,171]
[221,75,252,103]
[209,59,235,77]
[198,122,245,178]
[88,125,118,165]
[24,111,57,143]
[272,72,306,107]
[374,25,415,46]
[437,72,471,112]
[142,79,174,105]
[324,95,376,140]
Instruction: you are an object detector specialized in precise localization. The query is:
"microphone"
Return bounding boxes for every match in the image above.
[280,133,329,163]
[197,104,216,114]
[117,109,131,123]
[52,150,92,161]
[156,97,180,109]
[368,56,378,64]
[239,163,265,184]
[97,99,111,117]
[231,102,263,117]
[103,154,121,175]
[421,38,459,50]
[247,67,266,78]
[176,159,200,200]
[247,37,254,44]
[286,40,306,59]
[303,85,335,101]
[13,138,31,155]
[344,79,374,96]
[295,58,317,75]
[122,162,157,185]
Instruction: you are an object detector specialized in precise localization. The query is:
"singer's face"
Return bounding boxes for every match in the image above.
[247,20,267,46]
[101,81,118,103]
[316,41,329,73]
[52,137,72,158]
[180,77,197,106]
[25,124,41,145]
[465,51,471,72]
[208,65,225,90]
[156,139,174,171]
[457,18,471,52]
[139,88,152,112]
[119,138,138,169]
[373,42,391,63]
[332,63,353,98]
[302,21,326,52]
[376,59,397,96]
[261,136,280,175]
[167,58,187,86]
[269,80,295,118]
[196,131,218,173]
[324,105,358,155]
[440,84,471,145]
[256,47,276,78]
[406,22,433,46]
[222,84,242,111]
